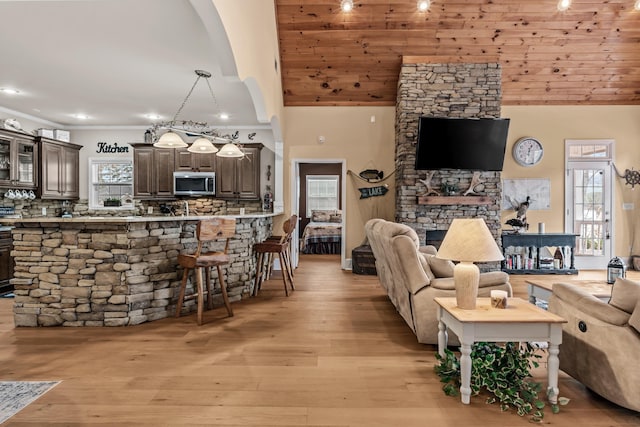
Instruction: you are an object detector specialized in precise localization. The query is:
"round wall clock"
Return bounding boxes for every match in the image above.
[512,137,544,167]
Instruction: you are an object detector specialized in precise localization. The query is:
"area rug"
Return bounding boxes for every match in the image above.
[0,381,60,423]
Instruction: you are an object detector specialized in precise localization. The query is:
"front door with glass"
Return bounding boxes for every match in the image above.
[565,140,614,269]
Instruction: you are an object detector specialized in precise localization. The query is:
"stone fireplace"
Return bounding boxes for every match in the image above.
[395,56,503,246]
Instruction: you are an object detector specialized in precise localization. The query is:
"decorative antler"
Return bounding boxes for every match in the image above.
[418,171,440,196]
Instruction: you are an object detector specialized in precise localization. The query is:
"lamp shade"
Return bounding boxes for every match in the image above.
[154,130,187,148]
[436,218,504,263]
[187,137,219,153]
[216,142,244,158]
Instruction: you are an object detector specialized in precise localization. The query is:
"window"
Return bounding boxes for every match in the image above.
[306,175,339,217]
[89,158,134,209]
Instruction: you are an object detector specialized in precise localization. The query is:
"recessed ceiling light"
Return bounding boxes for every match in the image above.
[73,114,90,120]
[145,114,162,120]
[340,0,353,12]
[0,88,20,95]
[219,113,229,120]
[417,0,430,12]
[635,0,640,10]
[557,0,571,11]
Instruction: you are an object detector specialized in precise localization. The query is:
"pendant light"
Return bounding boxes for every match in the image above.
[155,130,188,148]
[217,142,244,158]
[187,137,219,153]
[153,69,219,149]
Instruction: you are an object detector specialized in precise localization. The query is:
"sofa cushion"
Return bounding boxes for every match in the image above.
[418,252,436,281]
[430,277,455,290]
[419,245,437,256]
[394,234,432,294]
[629,299,640,333]
[478,271,511,289]
[426,254,455,278]
[609,277,640,314]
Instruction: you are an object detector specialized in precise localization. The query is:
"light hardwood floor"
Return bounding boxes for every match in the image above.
[0,255,638,426]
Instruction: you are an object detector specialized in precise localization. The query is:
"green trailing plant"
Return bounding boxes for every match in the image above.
[434,342,569,422]
[103,197,122,207]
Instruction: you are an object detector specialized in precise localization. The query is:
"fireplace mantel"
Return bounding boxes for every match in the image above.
[417,195,493,205]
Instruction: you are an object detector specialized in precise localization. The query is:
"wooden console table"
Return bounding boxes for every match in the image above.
[502,232,578,275]
[435,297,566,405]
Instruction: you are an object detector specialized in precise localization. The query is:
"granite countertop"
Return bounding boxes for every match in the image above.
[0,212,283,224]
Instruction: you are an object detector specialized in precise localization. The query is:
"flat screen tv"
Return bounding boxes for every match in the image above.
[415,117,510,171]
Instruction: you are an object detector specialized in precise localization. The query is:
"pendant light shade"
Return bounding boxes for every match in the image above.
[216,142,244,158]
[187,137,219,153]
[154,130,188,148]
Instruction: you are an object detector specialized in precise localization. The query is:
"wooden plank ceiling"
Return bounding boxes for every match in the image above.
[275,0,640,106]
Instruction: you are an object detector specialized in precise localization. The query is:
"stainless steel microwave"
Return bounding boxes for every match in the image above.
[173,171,215,196]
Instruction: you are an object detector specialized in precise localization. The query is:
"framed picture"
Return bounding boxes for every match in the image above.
[502,178,551,211]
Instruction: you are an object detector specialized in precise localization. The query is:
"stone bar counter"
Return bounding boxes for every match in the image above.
[5,214,277,327]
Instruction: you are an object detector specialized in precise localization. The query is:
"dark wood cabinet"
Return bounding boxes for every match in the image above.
[132,145,175,199]
[0,229,13,295]
[501,232,578,275]
[133,144,261,200]
[38,138,81,199]
[215,144,261,200]
[174,148,216,172]
[0,129,37,189]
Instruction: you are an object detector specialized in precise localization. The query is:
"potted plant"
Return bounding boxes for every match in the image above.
[103,197,122,207]
[435,342,569,422]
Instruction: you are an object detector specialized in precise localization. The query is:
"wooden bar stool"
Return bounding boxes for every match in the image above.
[263,218,296,281]
[253,214,297,297]
[176,218,236,325]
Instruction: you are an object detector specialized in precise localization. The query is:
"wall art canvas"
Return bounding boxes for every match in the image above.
[502,178,551,211]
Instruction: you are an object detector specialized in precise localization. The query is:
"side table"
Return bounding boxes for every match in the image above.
[435,297,567,404]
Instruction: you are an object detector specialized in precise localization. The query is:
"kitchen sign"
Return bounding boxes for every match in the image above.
[96,142,129,153]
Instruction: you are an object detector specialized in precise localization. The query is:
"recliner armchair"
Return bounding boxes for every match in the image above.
[549,279,640,412]
[365,218,512,345]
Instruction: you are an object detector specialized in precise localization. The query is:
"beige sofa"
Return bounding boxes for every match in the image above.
[549,279,640,412]
[364,218,512,345]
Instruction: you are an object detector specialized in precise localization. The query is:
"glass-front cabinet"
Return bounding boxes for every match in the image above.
[0,130,37,189]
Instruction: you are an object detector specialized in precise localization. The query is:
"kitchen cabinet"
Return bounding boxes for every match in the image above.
[0,228,13,295]
[174,148,216,172]
[215,144,262,200]
[132,145,175,199]
[38,138,82,199]
[0,129,37,189]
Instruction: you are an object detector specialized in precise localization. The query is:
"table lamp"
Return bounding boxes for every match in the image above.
[436,218,504,309]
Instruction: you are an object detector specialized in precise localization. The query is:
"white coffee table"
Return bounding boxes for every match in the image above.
[435,297,567,405]
[526,279,612,305]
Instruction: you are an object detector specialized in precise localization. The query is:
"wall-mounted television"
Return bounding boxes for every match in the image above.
[415,117,510,171]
